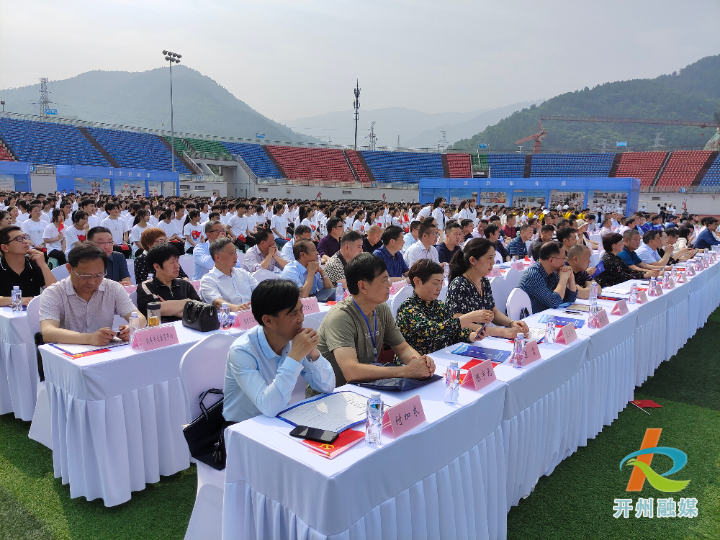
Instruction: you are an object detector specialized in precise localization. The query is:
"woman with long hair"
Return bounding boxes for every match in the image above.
[445,238,530,338]
[130,209,150,256]
[183,209,203,254]
[352,210,366,234]
[42,208,67,265]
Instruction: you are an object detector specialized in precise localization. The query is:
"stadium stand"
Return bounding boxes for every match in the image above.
[0,118,108,167]
[446,153,472,178]
[655,150,712,188]
[530,152,615,177]
[486,153,526,178]
[345,150,372,183]
[267,146,355,183]
[221,141,283,179]
[360,150,444,183]
[698,152,720,187]
[0,139,14,161]
[87,127,189,172]
[614,151,668,187]
[185,138,232,160]
[164,136,191,157]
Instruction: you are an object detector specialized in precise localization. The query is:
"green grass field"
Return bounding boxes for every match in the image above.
[2,311,719,540]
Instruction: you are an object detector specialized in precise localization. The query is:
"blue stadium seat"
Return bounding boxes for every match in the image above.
[486,154,525,177]
[530,153,615,178]
[221,142,282,178]
[87,127,190,173]
[698,153,720,187]
[360,151,443,183]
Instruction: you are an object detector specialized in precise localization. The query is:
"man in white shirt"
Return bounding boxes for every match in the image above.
[404,220,441,267]
[417,203,433,221]
[636,230,674,268]
[20,200,47,250]
[270,203,289,246]
[171,204,186,239]
[99,202,130,257]
[199,237,259,312]
[227,203,250,250]
[80,199,102,229]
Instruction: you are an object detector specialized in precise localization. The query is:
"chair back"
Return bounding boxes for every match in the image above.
[489,276,510,316]
[127,263,136,285]
[494,251,503,265]
[506,288,533,320]
[27,296,42,336]
[51,264,70,281]
[252,269,279,283]
[179,254,194,280]
[390,286,414,318]
[180,332,238,420]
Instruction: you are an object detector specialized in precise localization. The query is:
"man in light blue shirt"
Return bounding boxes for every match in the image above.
[200,237,258,312]
[402,220,420,253]
[281,225,312,262]
[193,220,242,280]
[223,279,335,424]
[280,239,333,298]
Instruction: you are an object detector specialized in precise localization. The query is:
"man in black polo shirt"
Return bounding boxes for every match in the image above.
[0,225,56,306]
[136,243,201,323]
[435,221,463,264]
[88,226,131,284]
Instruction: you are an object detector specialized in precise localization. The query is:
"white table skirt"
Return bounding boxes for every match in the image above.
[663,286,689,360]
[47,376,190,506]
[685,270,708,339]
[0,310,37,421]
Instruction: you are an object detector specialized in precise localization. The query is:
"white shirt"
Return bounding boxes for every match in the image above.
[64,225,87,255]
[418,206,432,220]
[21,219,46,247]
[100,217,128,244]
[403,241,440,267]
[199,266,259,306]
[157,220,176,238]
[42,223,63,251]
[130,224,148,247]
[352,219,367,234]
[281,238,296,261]
[271,214,287,239]
[227,214,249,238]
[171,218,185,237]
[183,223,204,252]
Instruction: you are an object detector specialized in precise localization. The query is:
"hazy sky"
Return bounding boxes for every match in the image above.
[1,0,718,122]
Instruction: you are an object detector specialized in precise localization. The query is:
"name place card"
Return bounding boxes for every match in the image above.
[460,359,497,391]
[382,394,426,438]
[555,323,577,345]
[611,300,629,316]
[233,309,257,330]
[132,324,179,352]
[301,297,320,314]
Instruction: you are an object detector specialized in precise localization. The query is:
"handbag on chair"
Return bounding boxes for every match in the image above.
[182,300,220,332]
[182,389,227,470]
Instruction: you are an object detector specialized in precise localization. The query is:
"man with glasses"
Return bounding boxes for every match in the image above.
[403,220,441,267]
[0,226,56,306]
[317,217,344,262]
[88,226,131,285]
[39,243,145,346]
[516,241,577,314]
[192,220,243,280]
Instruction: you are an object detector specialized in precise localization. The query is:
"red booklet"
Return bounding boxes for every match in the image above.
[302,429,365,459]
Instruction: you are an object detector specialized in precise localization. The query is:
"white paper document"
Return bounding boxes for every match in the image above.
[526,326,547,343]
[602,285,632,295]
[50,339,126,356]
[277,391,367,432]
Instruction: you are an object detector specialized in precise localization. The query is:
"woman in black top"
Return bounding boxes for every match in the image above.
[445,238,528,338]
[595,233,654,288]
[134,228,188,284]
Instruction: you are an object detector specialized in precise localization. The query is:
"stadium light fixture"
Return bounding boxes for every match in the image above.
[0,101,4,113]
[162,50,182,172]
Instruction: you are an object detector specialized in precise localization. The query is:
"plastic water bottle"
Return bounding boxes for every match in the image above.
[648,277,657,296]
[11,286,22,313]
[588,298,600,329]
[129,311,141,346]
[662,271,671,289]
[335,282,344,302]
[544,316,555,343]
[589,281,598,303]
[629,283,638,304]
[703,255,709,269]
[443,263,450,285]
[218,303,231,330]
[365,392,384,448]
[512,333,526,368]
[444,360,460,406]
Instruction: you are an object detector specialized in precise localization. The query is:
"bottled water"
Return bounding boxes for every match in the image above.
[129,311,141,346]
[703,255,709,269]
[662,271,671,289]
[589,281,598,303]
[444,360,460,406]
[218,303,231,330]
[512,333,526,368]
[588,298,600,329]
[335,282,344,302]
[443,263,450,285]
[365,392,384,448]
[11,286,22,313]
[544,316,555,343]
[648,277,657,296]
[629,283,638,304]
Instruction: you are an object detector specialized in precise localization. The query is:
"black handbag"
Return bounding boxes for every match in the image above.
[182,300,220,332]
[182,389,226,470]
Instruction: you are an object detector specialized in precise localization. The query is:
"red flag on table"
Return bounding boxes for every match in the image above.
[631,400,662,408]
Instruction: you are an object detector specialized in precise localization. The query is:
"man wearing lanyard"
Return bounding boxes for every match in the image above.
[317,253,436,389]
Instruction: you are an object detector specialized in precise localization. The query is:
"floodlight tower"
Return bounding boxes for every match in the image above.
[39,78,51,117]
[162,50,182,172]
[353,80,361,150]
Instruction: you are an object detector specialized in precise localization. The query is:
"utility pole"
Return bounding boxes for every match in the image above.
[39,78,51,117]
[366,121,377,151]
[353,79,361,150]
[600,139,608,152]
[652,132,664,148]
[438,130,448,152]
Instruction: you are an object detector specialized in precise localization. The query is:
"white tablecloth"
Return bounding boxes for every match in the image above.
[223,379,508,540]
[0,309,37,421]
[38,322,246,507]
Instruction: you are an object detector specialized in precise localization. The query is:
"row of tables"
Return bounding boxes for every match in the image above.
[221,258,720,540]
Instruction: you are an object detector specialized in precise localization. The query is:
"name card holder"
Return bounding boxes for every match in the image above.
[122,285,137,294]
[459,359,497,391]
[595,309,610,328]
[301,297,320,314]
[233,309,257,330]
[636,290,648,304]
[655,284,663,296]
[390,281,407,296]
[523,340,542,364]
[488,267,503,278]
[676,273,687,284]
[555,323,577,345]
[667,277,675,289]
[511,261,525,271]
[382,394,426,438]
[132,324,179,352]
[611,300,629,316]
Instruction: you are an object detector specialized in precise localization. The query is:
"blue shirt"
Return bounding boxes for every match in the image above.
[223,325,335,423]
[507,236,528,258]
[516,261,578,314]
[618,246,643,267]
[281,260,323,294]
[192,241,244,280]
[402,232,417,253]
[435,242,461,264]
[695,229,720,249]
[373,245,409,277]
[105,252,130,282]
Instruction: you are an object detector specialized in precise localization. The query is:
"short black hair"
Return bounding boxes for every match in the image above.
[146,243,179,273]
[461,219,473,229]
[0,225,22,248]
[293,239,314,260]
[345,253,387,295]
[381,225,404,246]
[251,280,300,326]
[72,210,88,224]
[294,225,311,238]
[603,233,624,253]
[539,241,562,261]
[642,229,661,244]
[665,228,680,239]
[340,230,363,247]
[418,220,437,239]
[409,220,421,232]
[210,237,233,260]
[556,227,576,244]
[68,242,108,268]
[444,221,461,234]
[326,217,342,231]
[485,224,499,237]
[87,226,112,241]
[254,228,272,244]
[408,259,443,288]
[104,202,118,212]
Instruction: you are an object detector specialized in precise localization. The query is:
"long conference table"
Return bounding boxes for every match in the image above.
[221,257,720,540]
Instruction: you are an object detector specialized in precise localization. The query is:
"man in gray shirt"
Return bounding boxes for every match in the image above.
[40,243,145,346]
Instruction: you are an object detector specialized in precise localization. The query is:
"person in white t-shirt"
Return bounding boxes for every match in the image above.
[79,199,102,229]
[270,203,289,246]
[40,200,54,223]
[99,202,130,257]
[63,210,89,256]
[172,205,187,239]
[149,206,162,227]
[42,208,67,264]
[20,200,47,251]
[130,209,150,256]
[227,203,250,250]
[183,209,204,254]
[352,210,367,234]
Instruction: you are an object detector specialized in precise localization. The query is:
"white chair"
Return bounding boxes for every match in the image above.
[180,332,238,540]
[390,286,414,319]
[494,251,503,265]
[127,263,136,285]
[489,276,510,316]
[506,288,533,320]
[26,297,53,449]
[51,264,70,281]
[179,254,194,280]
[503,267,522,290]
[252,268,279,283]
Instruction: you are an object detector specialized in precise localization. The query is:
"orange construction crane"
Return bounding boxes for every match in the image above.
[515,120,548,154]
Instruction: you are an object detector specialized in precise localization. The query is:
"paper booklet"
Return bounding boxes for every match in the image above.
[50,338,127,357]
[277,391,368,433]
[450,344,511,362]
[302,429,365,459]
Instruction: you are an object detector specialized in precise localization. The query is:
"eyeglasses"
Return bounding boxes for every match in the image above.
[94,240,114,246]
[208,228,225,235]
[72,268,106,282]
[6,234,31,244]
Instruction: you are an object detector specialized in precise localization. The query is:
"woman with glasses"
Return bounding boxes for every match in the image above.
[134,228,189,284]
[0,225,56,307]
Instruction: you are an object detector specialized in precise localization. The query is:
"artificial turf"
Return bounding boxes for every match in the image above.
[1,311,719,539]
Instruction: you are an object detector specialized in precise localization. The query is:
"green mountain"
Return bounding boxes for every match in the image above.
[0,66,317,143]
[451,55,720,152]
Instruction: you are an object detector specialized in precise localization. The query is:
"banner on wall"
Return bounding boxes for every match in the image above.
[74,177,111,195]
[0,174,15,191]
[115,179,146,198]
[479,191,507,204]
